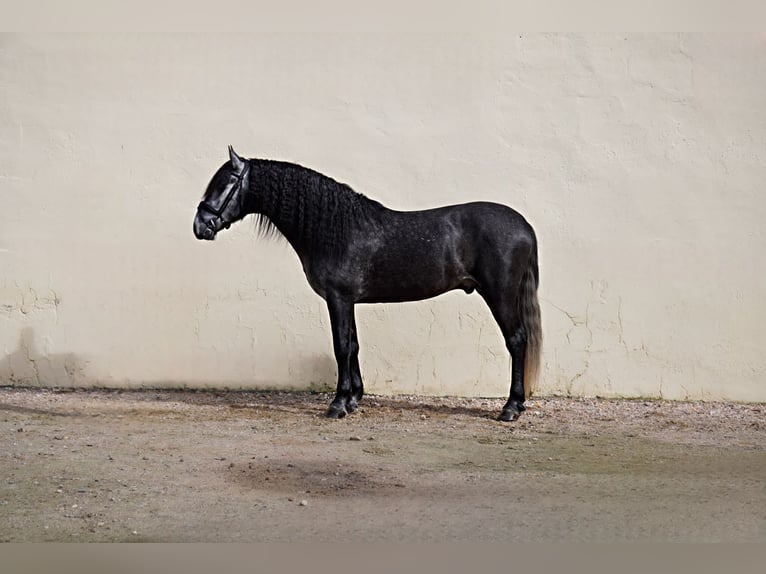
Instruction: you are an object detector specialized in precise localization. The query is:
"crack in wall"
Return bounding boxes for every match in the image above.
[547,277,704,400]
[1,287,77,385]
[2,327,86,386]
[427,306,436,341]
[2,287,61,319]
[616,296,629,354]
[20,329,41,384]
[547,300,592,395]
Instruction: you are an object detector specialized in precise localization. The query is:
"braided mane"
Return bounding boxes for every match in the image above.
[248,160,382,258]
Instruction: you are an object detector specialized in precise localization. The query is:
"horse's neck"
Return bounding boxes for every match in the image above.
[248,160,381,261]
[249,162,309,255]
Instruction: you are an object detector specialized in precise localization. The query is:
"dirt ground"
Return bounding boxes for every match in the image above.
[1,387,763,542]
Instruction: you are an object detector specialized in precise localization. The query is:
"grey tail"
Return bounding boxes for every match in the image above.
[519,245,542,398]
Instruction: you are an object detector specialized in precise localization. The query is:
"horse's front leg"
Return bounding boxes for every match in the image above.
[326,292,357,419]
[346,316,364,413]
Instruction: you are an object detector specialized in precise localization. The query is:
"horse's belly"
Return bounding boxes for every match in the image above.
[358,256,468,303]
[352,210,476,303]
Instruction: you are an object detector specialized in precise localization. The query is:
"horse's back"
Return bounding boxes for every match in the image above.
[401,201,536,261]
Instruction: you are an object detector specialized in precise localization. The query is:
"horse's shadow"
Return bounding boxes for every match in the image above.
[153,387,502,421]
[361,396,502,420]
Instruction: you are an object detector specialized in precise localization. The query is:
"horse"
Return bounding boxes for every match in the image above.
[194,146,542,421]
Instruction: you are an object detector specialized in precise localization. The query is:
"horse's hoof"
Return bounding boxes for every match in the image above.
[326,405,347,419]
[498,408,521,422]
[346,397,359,413]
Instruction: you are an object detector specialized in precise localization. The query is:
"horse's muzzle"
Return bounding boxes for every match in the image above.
[193,217,217,240]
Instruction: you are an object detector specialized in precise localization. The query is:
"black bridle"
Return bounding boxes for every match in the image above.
[197,163,250,230]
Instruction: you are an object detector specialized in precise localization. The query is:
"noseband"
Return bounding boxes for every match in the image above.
[197,163,249,230]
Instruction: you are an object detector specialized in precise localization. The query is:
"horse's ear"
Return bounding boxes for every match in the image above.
[228,145,246,172]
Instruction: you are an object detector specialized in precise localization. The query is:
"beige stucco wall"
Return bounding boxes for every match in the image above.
[1,33,764,401]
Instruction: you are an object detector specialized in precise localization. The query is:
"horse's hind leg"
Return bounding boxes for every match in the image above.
[499,317,528,422]
[478,275,528,422]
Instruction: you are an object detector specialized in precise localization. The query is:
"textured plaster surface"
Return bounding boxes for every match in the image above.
[1,34,764,401]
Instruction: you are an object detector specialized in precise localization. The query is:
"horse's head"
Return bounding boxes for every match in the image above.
[194,146,251,240]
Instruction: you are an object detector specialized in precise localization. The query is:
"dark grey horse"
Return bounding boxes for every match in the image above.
[194,147,541,421]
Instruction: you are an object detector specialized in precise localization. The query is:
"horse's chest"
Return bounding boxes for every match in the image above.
[300,261,328,299]
[301,259,362,300]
